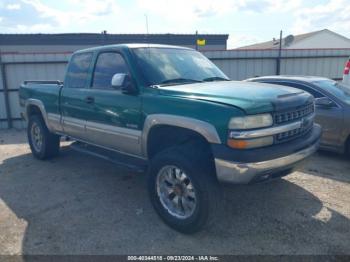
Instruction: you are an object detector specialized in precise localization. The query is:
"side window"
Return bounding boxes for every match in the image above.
[65,52,93,88]
[92,52,129,89]
[274,81,325,98]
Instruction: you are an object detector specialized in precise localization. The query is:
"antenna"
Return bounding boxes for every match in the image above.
[144,14,151,57]
[145,14,149,36]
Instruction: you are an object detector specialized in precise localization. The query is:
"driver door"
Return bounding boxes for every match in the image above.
[83,51,143,156]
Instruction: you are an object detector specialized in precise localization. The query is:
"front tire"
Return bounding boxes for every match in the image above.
[27,115,60,160]
[148,142,221,234]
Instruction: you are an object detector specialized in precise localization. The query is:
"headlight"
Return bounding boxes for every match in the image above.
[229,113,273,130]
[227,136,274,149]
[227,113,274,149]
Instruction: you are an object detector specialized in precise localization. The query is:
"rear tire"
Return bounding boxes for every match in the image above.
[148,142,221,234]
[27,115,60,160]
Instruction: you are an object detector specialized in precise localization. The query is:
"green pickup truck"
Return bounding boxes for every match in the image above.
[19,44,321,233]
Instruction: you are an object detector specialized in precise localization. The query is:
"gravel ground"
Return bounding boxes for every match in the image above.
[0,129,349,255]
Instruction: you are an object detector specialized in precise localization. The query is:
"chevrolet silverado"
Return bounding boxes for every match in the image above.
[19,44,321,233]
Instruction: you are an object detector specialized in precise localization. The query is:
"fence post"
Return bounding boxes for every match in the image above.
[0,50,12,129]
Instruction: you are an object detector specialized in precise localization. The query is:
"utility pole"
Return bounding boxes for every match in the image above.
[276,30,283,75]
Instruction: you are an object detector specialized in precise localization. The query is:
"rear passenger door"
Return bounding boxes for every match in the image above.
[83,51,142,156]
[61,52,93,140]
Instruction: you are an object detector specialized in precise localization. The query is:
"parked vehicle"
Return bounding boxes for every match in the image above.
[343,58,350,86]
[247,76,350,156]
[19,44,321,233]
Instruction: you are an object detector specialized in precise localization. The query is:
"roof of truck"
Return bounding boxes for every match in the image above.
[75,43,192,53]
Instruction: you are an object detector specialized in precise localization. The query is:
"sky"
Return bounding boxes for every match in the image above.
[0,0,349,48]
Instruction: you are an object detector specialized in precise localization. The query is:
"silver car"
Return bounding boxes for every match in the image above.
[247,76,350,157]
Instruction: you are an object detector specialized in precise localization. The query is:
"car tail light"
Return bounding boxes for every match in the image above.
[344,60,350,75]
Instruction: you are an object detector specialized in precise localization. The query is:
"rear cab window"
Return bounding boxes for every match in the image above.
[65,52,93,88]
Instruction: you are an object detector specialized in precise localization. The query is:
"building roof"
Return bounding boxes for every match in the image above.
[237,29,350,49]
[0,33,229,46]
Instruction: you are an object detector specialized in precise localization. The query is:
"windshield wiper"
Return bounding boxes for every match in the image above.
[158,78,203,86]
[202,76,229,82]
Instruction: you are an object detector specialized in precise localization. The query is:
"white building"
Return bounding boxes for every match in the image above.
[238,29,350,49]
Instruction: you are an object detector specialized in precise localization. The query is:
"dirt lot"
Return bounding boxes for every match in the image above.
[0,129,349,255]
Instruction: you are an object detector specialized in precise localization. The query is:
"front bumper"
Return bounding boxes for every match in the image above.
[214,124,321,184]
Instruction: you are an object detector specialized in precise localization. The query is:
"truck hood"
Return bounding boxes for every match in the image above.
[158,81,313,114]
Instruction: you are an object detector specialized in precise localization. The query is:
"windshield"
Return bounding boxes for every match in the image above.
[132,47,229,86]
[313,80,350,105]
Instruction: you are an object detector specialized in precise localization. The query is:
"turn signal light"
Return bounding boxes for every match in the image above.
[227,139,248,149]
[227,136,274,149]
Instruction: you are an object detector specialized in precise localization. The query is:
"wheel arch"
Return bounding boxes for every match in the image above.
[25,99,49,127]
[142,114,221,159]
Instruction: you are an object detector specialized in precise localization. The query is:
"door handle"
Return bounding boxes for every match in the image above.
[85,96,95,104]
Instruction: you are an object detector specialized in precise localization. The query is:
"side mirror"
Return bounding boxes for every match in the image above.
[111,73,138,94]
[111,73,126,88]
[315,97,334,108]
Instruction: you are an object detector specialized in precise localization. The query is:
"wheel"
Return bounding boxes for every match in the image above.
[27,115,60,160]
[148,142,221,234]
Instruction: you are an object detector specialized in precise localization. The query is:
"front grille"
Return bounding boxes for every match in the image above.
[274,103,314,125]
[274,102,315,144]
[275,120,313,143]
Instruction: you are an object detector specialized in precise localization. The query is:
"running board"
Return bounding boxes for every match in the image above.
[70,142,147,173]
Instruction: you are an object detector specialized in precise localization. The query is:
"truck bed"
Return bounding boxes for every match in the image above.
[19,80,63,118]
